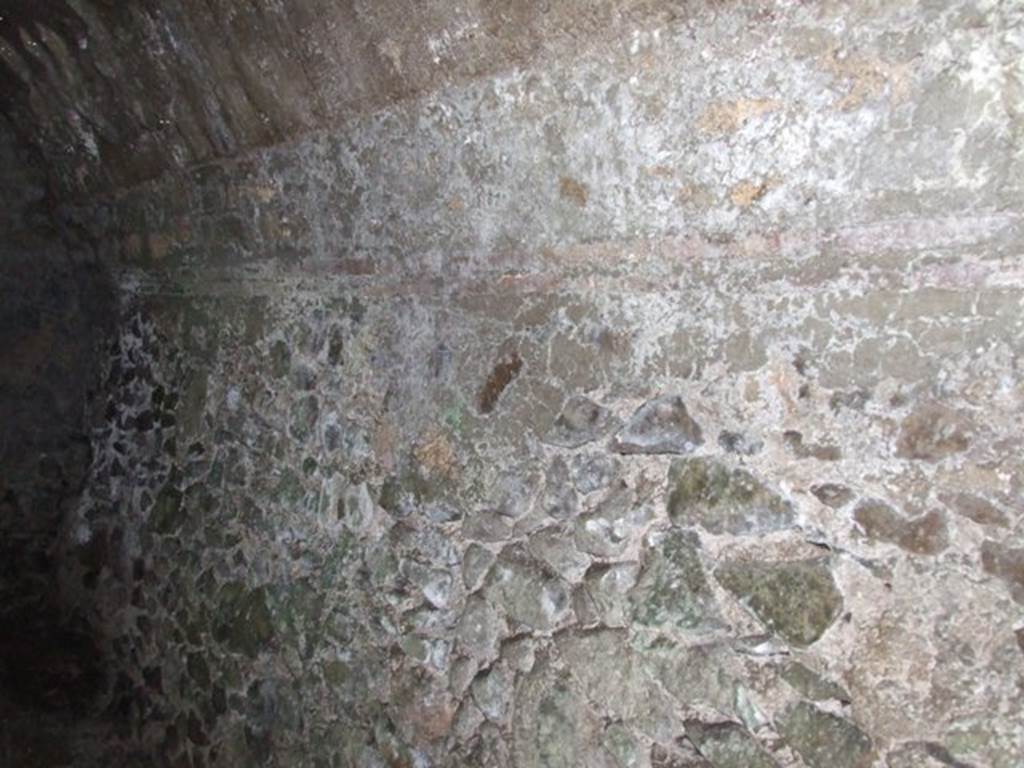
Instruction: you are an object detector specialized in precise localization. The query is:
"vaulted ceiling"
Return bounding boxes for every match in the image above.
[0,0,684,200]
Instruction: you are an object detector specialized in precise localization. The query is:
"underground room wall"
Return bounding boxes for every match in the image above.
[2,1,1023,767]
[0,116,116,754]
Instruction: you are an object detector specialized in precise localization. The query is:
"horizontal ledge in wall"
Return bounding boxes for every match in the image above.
[109,213,1024,299]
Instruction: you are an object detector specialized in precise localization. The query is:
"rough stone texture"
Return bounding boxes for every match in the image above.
[630,528,719,631]
[894,402,973,461]
[2,0,1024,766]
[777,660,850,704]
[980,542,1024,605]
[684,720,780,768]
[667,458,794,535]
[611,395,704,455]
[574,480,653,559]
[810,483,855,509]
[852,499,951,556]
[776,702,874,768]
[715,559,843,647]
[0,119,117,764]
[542,394,617,448]
[941,491,1010,527]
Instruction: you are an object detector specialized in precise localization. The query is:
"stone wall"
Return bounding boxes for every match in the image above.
[0,118,116,762]
[1,0,727,199]
[9,0,1024,766]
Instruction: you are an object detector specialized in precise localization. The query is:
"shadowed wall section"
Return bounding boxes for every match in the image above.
[0,117,115,763]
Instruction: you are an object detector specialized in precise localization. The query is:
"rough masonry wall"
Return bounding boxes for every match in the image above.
[0,117,115,762]
[1,0,713,199]
[33,1,1024,767]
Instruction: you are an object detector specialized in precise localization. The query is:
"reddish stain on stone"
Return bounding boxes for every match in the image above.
[559,176,589,206]
[478,350,523,414]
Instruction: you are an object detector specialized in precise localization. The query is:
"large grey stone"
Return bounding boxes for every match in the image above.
[470,663,514,723]
[574,481,652,558]
[213,582,274,658]
[541,456,579,520]
[456,595,506,660]
[576,562,640,627]
[529,527,591,582]
[642,640,739,715]
[611,395,704,455]
[895,401,972,461]
[776,702,874,768]
[484,547,573,631]
[667,458,794,535]
[980,541,1024,605]
[631,528,721,630]
[684,721,780,768]
[572,453,621,494]
[149,482,184,534]
[557,630,652,721]
[542,394,616,448]
[462,543,496,590]
[513,657,601,768]
[715,559,842,647]
[777,660,850,703]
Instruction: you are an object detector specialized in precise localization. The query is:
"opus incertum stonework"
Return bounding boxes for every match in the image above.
[0,1,1022,766]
